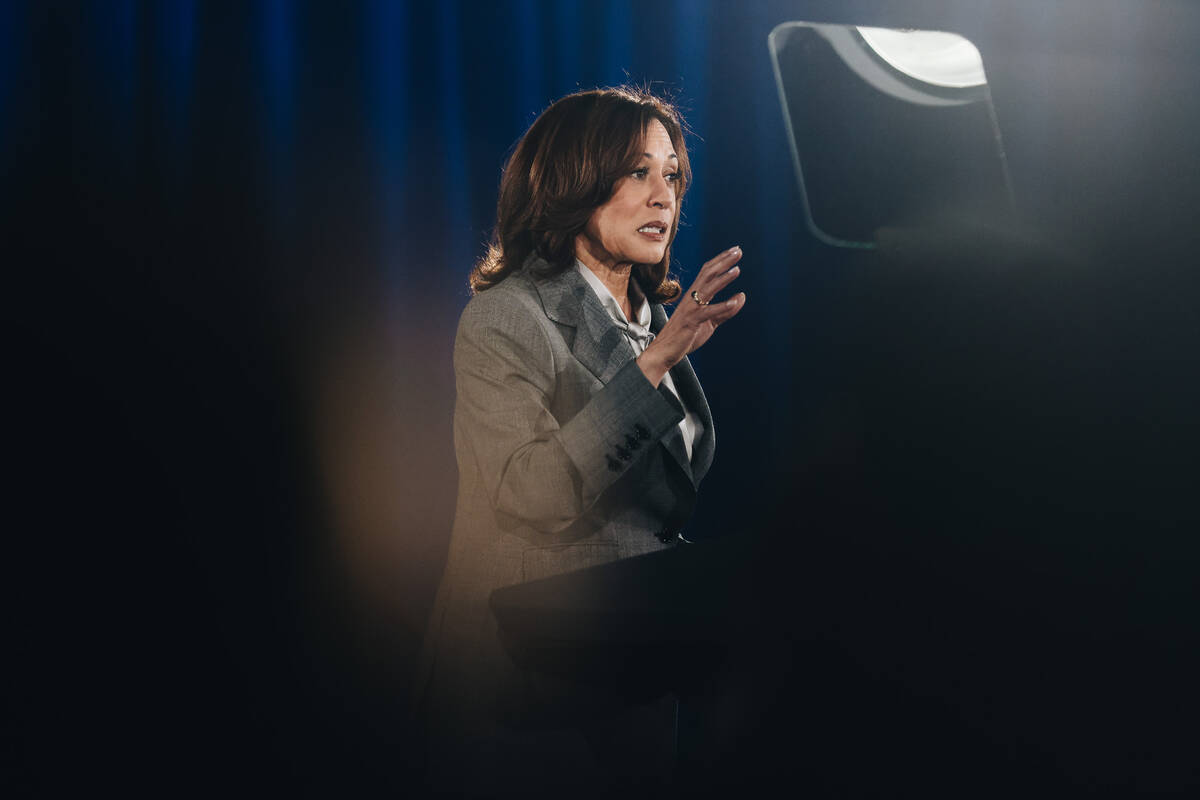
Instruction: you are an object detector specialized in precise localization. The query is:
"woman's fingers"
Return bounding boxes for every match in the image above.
[700,245,742,273]
[699,264,740,302]
[647,252,745,370]
[691,245,742,293]
[691,248,740,292]
[661,245,745,357]
[684,247,739,293]
[704,291,746,325]
[686,253,742,309]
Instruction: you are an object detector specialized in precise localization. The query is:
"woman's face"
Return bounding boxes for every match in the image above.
[577,119,680,270]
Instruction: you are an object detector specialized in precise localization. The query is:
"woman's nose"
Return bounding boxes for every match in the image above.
[649,174,674,209]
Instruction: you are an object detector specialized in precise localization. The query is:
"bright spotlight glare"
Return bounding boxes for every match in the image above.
[857,27,987,89]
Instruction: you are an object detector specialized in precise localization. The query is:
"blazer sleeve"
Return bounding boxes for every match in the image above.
[453,289,684,533]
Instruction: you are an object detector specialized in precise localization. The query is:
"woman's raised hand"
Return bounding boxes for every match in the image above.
[637,245,746,387]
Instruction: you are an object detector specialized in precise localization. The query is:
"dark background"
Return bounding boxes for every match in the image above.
[8,0,1200,794]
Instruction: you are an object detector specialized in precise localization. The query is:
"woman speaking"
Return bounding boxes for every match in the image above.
[414,86,745,793]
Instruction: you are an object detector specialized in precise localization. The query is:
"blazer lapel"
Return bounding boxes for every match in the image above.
[650,304,716,487]
[533,262,635,385]
[657,387,694,485]
[532,259,715,488]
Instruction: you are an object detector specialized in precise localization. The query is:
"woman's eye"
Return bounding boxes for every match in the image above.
[665,172,680,183]
[631,168,649,179]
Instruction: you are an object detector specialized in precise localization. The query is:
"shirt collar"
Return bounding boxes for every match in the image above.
[573,259,652,333]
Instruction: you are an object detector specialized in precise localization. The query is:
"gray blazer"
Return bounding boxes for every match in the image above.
[414,257,714,784]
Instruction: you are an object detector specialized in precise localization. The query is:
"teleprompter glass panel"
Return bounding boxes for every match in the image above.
[769,22,1015,249]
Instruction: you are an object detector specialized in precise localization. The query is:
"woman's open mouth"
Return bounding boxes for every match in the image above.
[637,224,668,241]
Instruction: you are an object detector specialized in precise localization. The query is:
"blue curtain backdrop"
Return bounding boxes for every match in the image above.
[8,2,812,790]
[16,1,810,613]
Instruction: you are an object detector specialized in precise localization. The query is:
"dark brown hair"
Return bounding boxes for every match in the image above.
[469,86,691,303]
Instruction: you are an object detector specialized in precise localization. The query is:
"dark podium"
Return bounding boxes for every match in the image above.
[488,525,1200,794]
[488,538,758,702]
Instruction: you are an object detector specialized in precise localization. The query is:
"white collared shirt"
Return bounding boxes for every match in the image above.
[574,260,703,462]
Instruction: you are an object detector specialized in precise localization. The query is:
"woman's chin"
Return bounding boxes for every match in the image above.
[628,244,667,265]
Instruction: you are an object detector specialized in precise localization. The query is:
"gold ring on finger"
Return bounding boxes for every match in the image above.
[691,290,710,306]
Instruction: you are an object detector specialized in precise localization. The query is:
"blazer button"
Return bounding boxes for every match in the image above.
[615,445,632,461]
